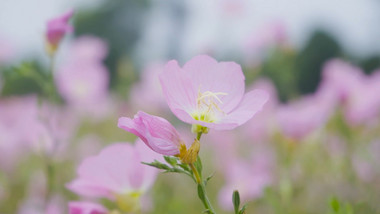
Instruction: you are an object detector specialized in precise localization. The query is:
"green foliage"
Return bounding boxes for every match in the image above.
[259,47,298,101]
[1,61,46,96]
[328,197,354,214]
[295,30,342,94]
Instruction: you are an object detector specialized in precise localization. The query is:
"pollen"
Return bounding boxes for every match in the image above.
[192,89,228,122]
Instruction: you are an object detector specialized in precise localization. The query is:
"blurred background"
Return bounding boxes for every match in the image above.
[0,0,380,213]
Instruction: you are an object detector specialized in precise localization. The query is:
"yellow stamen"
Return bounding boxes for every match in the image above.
[193,89,228,123]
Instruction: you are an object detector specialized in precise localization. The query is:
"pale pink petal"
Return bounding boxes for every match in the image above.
[67,143,158,199]
[159,60,198,121]
[215,89,269,130]
[118,111,182,156]
[183,55,245,113]
[46,10,74,45]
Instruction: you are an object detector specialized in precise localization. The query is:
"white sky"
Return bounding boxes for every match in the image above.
[1,0,379,63]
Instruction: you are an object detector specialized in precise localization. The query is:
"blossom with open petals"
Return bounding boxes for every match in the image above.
[159,55,268,131]
[67,140,159,212]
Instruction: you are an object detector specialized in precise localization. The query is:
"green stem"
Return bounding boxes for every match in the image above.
[44,158,54,204]
[197,182,215,214]
[189,156,215,214]
[189,163,201,184]
[197,132,203,141]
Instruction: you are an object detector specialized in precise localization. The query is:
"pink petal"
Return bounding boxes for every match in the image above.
[183,55,245,113]
[216,89,269,130]
[118,111,181,156]
[159,60,198,122]
[67,143,158,199]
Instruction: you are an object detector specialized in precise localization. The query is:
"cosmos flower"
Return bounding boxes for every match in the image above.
[159,55,268,131]
[67,140,159,213]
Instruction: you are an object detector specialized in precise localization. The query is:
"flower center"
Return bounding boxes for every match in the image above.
[116,191,141,213]
[192,89,228,122]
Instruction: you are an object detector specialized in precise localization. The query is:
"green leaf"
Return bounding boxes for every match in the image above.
[233,190,240,214]
[197,184,206,202]
[178,163,190,172]
[204,173,215,185]
[330,197,340,213]
[194,156,203,174]
[163,156,178,166]
[239,205,247,214]
[142,161,170,170]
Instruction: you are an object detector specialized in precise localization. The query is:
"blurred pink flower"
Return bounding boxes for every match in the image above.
[0,96,40,171]
[69,36,108,63]
[218,154,273,210]
[69,202,108,214]
[320,59,364,103]
[159,55,269,130]
[67,140,159,201]
[130,63,168,113]
[242,78,278,142]
[320,59,380,125]
[56,62,109,104]
[46,10,74,48]
[344,70,380,125]
[276,94,332,140]
[243,21,287,65]
[0,35,14,64]
[118,111,184,156]
[55,36,110,118]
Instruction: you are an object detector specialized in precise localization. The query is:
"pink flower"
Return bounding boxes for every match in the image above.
[55,36,110,118]
[69,36,108,63]
[344,70,380,125]
[218,154,273,210]
[118,111,184,156]
[56,62,109,105]
[67,140,159,203]
[276,94,332,140]
[320,59,380,125]
[242,79,279,142]
[46,10,74,48]
[320,59,364,103]
[130,63,168,113]
[0,35,14,64]
[0,96,40,171]
[159,55,269,130]
[243,21,287,65]
[69,202,108,214]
